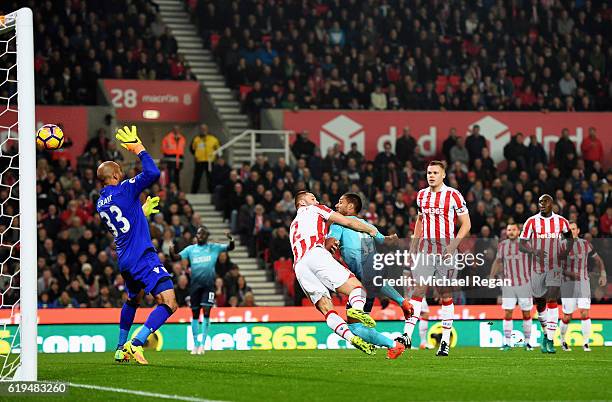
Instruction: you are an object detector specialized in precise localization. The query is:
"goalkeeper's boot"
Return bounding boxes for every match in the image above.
[347,308,376,328]
[350,336,375,355]
[114,348,130,363]
[524,343,534,351]
[436,341,449,357]
[124,340,149,365]
[545,338,556,354]
[561,341,572,352]
[386,340,406,360]
[583,343,591,352]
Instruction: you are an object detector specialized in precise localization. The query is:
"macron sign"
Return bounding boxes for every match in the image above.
[283,111,612,167]
[102,79,200,122]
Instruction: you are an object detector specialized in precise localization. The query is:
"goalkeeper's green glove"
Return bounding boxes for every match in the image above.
[115,125,144,153]
[142,196,160,217]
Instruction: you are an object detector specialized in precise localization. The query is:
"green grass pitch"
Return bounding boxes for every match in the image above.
[21,348,612,401]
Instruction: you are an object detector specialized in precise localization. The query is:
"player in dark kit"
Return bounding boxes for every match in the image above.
[96,126,178,365]
[171,226,234,354]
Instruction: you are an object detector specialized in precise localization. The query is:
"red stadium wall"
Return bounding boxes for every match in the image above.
[283,111,612,168]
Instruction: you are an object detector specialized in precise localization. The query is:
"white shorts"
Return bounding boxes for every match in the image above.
[295,246,352,304]
[502,283,533,311]
[412,252,459,284]
[561,280,591,313]
[530,270,561,298]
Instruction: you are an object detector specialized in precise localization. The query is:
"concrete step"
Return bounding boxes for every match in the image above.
[202,81,227,88]
[215,100,241,107]
[218,107,242,114]
[206,87,232,94]
[211,94,236,101]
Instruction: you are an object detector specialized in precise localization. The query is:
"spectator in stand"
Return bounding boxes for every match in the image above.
[450,137,470,169]
[526,135,548,174]
[190,124,221,193]
[555,129,577,177]
[581,127,604,173]
[465,125,487,167]
[174,274,190,307]
[291,131,316,160]
[161,125,186,189]
[370,85,387,110]
[442,128,459,163]
[374,141,399,171]
[503,133,528,171]
[395,127,418,167]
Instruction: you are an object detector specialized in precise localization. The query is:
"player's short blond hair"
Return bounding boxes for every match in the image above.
[428,160,447,170]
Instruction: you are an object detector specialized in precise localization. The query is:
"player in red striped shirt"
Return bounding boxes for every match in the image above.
[490,223,533,351]
[519,194,573,354]
[403,160,471,357]
[290,191,385,355]
[559,222,606,352]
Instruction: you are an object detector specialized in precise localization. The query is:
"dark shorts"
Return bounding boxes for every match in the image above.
[190,285,216,307]
[121,250,171,299]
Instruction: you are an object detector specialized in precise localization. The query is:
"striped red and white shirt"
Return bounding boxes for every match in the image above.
[290,204,333,264]
[519,212,570,273]
[416,184,468,253]
[564,238,595,282]
[496,239,530,286]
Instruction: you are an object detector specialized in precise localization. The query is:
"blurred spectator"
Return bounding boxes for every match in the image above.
[190,124,220,193]
[174,274,190,307]
[161,125,186,189]
[581,128,604,172]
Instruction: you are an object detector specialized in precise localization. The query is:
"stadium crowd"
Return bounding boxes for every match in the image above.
[210,126,612,305]
[31,134,254,309]
[2,0,193,106]
[191,0,611,127]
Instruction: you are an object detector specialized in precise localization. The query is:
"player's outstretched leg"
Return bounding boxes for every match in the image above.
[115,298,140,363]
[338,280,376,328]
[348,322,406,359]
[317,296,375,355]
[126,284,178,365]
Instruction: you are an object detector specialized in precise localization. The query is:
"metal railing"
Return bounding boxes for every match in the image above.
[209,129,295,170]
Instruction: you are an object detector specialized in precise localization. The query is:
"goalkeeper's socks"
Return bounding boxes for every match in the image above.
[325,310,354,342]
[380,284,405,306]
[440,300,454,345]
[200,317,210,347]
[191,319,200,346]
[132,304,173,347]
[117,301,138,348]
[348,322,394,348]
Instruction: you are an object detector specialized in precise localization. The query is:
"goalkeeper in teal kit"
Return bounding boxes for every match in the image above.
[171,226,234,354]
[96,126,177,365]
[326,193,413,358]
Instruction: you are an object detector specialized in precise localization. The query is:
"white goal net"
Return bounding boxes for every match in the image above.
[0,8,37,381]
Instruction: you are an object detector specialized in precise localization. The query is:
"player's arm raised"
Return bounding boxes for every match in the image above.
[116,125,161,196]
[224,230,235,251]
[328,211,379,238]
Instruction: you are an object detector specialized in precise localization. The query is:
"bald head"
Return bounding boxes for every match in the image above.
[97,161,123,185]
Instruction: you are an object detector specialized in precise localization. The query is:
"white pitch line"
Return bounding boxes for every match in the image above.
[67,382,228,402]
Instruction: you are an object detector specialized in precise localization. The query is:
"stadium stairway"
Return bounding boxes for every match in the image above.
[155,0,256,165]
[186,193,285,306]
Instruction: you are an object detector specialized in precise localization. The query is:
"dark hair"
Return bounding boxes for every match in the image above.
[294,190,309,209]
[343,193,363,213]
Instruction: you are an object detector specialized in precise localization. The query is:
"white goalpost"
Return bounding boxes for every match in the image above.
[0,8,36,381]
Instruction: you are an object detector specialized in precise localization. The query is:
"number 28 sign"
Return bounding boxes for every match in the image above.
[101,79,201,122]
